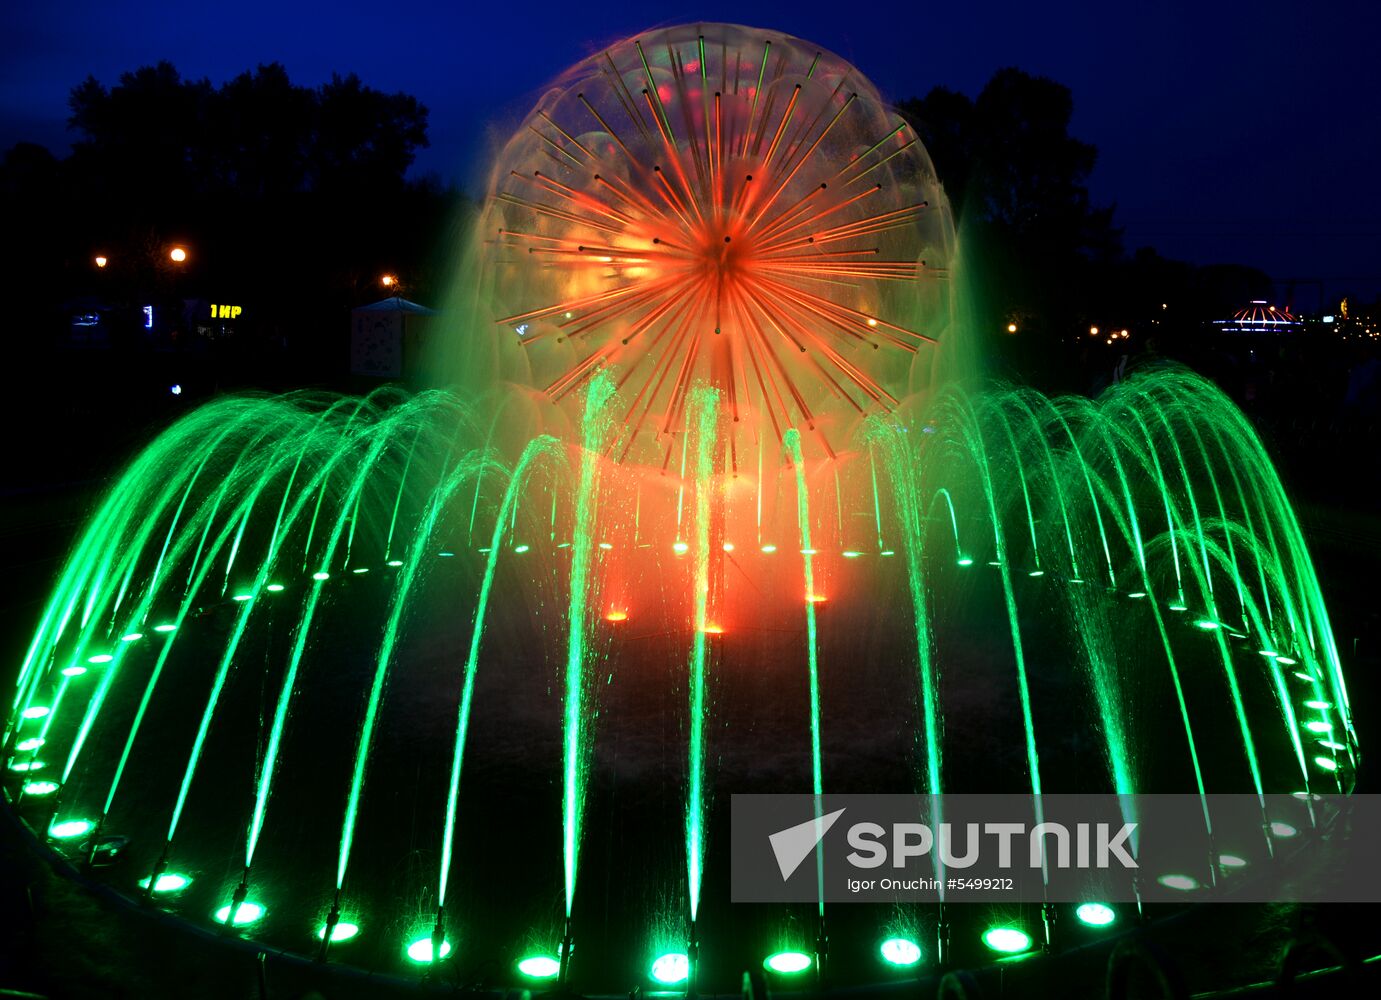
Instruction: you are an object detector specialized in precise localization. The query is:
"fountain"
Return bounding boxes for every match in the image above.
[3,21,1357,997]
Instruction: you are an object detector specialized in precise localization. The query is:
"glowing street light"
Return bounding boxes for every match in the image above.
[169,247,188,263]
[381,274,397,288]
[94,255,108,268]
[1007,322,1019,333]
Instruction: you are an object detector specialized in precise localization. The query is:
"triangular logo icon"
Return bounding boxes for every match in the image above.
[768,808,846,881]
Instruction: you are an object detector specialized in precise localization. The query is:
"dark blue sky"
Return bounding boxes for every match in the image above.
[4,0,1379,305]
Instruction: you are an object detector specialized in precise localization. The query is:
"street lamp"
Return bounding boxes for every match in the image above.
[381,273,397,289]
[94,255,108,268]
[169,247,188,263]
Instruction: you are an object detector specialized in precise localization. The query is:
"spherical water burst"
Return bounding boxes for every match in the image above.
[483,23,954,461]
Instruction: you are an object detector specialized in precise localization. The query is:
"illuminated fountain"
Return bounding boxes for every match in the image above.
[2,22,1357,996]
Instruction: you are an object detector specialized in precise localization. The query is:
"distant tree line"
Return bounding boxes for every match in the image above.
[1,62,1287,396]
[1,62,465,383]
[899,68,1279,390]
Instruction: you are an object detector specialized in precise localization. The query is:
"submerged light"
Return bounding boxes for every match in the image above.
[16,737,44,752]
[153,623,177,633]
[9,760,44,772]
[956,556,974,566]
[982,927,1031,953]
[21,706,50,720]
[1194,620,1220,631]
[672,541,689,554]
[1157,874,1199,891]
[764,951,813,974]
[215,901,264,926]
[266,584,285,592]
[650,952,690,984]
[879,937,922,966]
[761,544,778,553]
[62,665,88,676]
[406,936,451,963]
[317,921,359,942]
[22,780,58,796]
[88,653,113,663]
[1271,821,1298,838]
[518,955,560,979]
[1075,903,1116,927]
[1219,854,1248,869]
[139,872,191,893]
[604,610,628,622]
[312,571,330,581]
[1315,756,1338,771]
[121,632,143,642]
[513,545,530,554]
[49,819,95,840]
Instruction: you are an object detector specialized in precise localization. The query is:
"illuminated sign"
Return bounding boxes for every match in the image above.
[210,303,243,319]
[143,305,154,329]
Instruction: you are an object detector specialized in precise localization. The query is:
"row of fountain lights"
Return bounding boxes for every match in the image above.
[11,542,1343,783]
[9,541,1341,963]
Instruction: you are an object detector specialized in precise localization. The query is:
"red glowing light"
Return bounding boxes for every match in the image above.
[702,623,725,635]
[605,610,629,622]
[806,594,828,604]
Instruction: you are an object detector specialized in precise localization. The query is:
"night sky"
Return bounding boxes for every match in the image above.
[4,0,1379,303]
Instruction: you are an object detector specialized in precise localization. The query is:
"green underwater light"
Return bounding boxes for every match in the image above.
[879,937,922,966]
[317,921,359,942]
[518,955,560,979]
[266,583,285,592]
[215,901,264,925]
[87,653,113,663]
[764,951,813,974]
[1157,874,1199,891]
[406,936,451,963]
[49,819,94,839]
[20,705,49,719]
[139,872,191,893]
[22,780,58,796]
[650,952,690,983]
[153,623,177,633]
[1271,821,1298,838]
[15,737,44,752]
[1315,756,1338,771]
[121,632,143,641]
[982,927,1031,953]
[1075,903,1116,927]
[312,571,330,581]
[61,665,87,677]
[1219,854,1248,869]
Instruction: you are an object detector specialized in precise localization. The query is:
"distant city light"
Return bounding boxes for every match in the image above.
[170,384,182,395]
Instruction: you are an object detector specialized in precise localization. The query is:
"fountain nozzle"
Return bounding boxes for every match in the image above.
[815,913,828,985]
[1041,901,1058,952]
[143,843,171,904]
[317,890,342,962]
[220,869,250,936]
[558,915,574,988]
[428,906,446,974]
[686,920,700,999]
[937,904,952,968]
